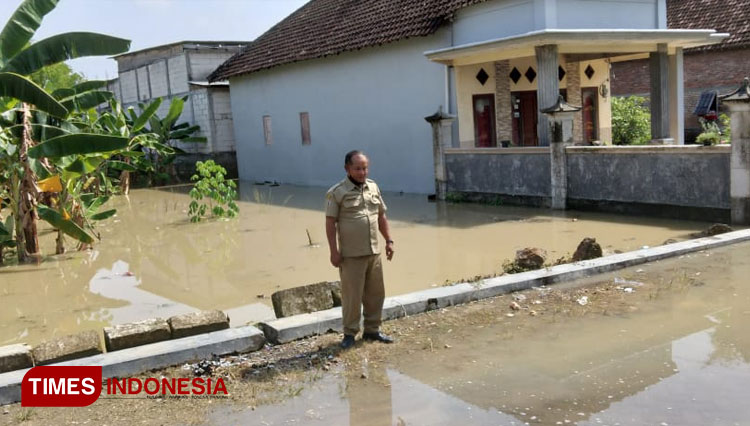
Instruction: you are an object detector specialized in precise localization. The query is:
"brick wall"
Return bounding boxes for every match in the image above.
[611,47,749,141]
[210,88,235,152]
[494,60,511,144]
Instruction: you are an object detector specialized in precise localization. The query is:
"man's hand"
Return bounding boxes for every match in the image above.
[330,250,343,268]
[385,241,394,261]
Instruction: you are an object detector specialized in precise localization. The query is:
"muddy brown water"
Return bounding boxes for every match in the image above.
[0,182,712,346]
[209,241,750,426]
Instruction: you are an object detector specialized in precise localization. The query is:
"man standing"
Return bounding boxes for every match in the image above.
[326,150,395,349]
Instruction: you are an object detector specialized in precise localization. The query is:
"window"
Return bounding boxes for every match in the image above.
[300,112,311,145]
[263,115,272,145]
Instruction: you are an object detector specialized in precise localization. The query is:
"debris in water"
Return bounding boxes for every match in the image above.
[576,296,589,306]
[444,344,452,349]
[510,301,522,311]
[532,300,543,305]
[505,313,515,318]
[623,287,634,293]
[513,294,527,302]
[530,310,538,316]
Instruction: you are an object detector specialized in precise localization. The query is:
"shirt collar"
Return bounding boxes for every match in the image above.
[345,176,368,191]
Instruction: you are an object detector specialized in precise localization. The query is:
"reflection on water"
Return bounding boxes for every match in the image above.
[209,242,750,426]
[0,183,714,345]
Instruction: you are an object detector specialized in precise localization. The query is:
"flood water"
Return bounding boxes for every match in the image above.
[210,241,750,426]
[1,182,712,346]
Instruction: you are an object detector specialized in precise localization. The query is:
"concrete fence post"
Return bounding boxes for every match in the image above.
[542,95,581,210]
[720,78,750,225]
[425,107,456,200]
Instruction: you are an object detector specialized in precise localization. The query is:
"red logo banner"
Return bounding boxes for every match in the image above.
[21,366,102,407]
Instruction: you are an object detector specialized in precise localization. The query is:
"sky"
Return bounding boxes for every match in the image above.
[0,0,310,80]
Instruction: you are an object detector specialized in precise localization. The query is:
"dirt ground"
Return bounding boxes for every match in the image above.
[0,265,699,426]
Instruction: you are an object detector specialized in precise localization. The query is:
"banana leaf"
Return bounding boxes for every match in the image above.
[107,160,137,171]
[133,98,162,132]
[0,72,67,117]
[63,157,103,175]
[90,209,116,221]
[28,133,128,158]
[1,32,130,75]
[37,204,94,244]
[0,0,59,63]
[60,90,113,112]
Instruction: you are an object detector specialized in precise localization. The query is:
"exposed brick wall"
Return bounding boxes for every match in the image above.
[494,60,511,144]
[611,47,749,141]
[565,61,583,144]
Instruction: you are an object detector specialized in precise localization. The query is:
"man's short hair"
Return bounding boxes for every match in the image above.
[345,150,366,165]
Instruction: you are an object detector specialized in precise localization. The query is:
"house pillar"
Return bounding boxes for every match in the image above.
[425,107,456,200]
[495,60,512,145]
[721,78,750,225]
[668,47,685,145]
[536,45,559,147]
[649,43,672,143]
[565,61,583,143]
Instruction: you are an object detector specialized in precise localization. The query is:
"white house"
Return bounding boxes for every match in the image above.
[210,0,725,194]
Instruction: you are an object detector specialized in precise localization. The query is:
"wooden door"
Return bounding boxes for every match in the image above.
[472,94,496,147]
[511,91,538,146]
[582,87,598,143]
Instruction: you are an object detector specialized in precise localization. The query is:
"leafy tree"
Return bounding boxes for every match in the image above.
[611,96,651,145]
[30,62,84,93]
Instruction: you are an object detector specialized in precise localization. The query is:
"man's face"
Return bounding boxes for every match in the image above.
[345,154,369,183]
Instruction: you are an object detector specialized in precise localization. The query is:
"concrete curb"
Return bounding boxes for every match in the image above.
[0,325,265,405]
[260,229,750,343]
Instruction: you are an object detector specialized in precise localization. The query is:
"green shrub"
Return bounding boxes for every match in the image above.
[719,113,731,143]
[612,96,651,145]
[188,160,239,222]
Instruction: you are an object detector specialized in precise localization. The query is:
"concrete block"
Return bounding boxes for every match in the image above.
[271,282,335,318]
[0,326,265,405]
[168,310,229,339]
[31,330,102,366]
[328,281,342,307]
[260,308,343,344]
[0,344,33,374]
[104,318,171,352]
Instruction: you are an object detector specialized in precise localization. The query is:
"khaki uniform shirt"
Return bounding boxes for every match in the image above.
[325,178,387,257]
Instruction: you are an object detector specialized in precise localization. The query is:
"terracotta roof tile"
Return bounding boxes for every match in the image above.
[209,0,486,81]
[210,0,749,81]
[668,0,750,52]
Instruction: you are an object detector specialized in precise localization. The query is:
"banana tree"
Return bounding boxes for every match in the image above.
[130,96,207,188]
[0,0,130,262]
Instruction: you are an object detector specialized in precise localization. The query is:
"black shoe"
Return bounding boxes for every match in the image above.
[340,334,356,349]
[362,332,394,344]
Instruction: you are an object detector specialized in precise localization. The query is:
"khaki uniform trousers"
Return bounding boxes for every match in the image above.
[339,253,384,336]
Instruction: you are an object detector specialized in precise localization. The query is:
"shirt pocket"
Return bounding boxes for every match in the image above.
[343,196,362,209]
[366,194,382,213]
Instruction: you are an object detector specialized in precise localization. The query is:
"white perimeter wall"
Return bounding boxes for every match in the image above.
[228,32,451,193]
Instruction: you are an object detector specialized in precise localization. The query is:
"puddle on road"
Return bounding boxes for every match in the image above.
[0,182,714,345]
[209,242,750,426]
